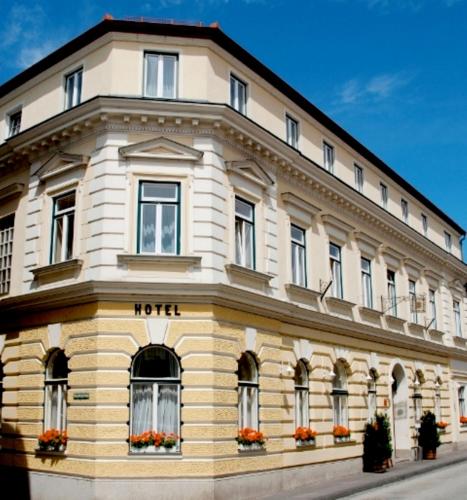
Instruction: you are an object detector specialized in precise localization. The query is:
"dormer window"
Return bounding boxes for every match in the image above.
[65,68,82,110]
[230,74,247,114]
[7,109,22,137]
[144,53,177,99]
[286,114,299,148]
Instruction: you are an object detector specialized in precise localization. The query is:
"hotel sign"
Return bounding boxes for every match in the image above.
[134,303,181,316]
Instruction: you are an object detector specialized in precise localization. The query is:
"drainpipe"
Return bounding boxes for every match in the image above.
[460,234,465,263]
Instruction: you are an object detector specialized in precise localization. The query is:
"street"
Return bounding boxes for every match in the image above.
[343,462,467,500]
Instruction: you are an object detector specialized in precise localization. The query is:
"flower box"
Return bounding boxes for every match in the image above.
[131,445,178,454]
[129,430,179,453]
[236,427,266,451]
[296,438,316,448]
[238,442,265,452]
[293,427,317,448]
[334,435,352,444]
[37,429,67,453]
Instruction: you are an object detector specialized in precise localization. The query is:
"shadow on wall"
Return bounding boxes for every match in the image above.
[0,421,31,499]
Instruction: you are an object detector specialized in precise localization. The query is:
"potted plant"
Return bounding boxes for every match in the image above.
[293,426,317,447]
[130,431,179,453]
[333,425,351,443]
[362,414,392,472]
[37,429,68,452]
[418,411,440,459]
[460,416,467,426]
[236,427,266,451]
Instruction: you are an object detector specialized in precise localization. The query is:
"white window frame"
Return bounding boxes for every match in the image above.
[380,183,388,209]
[294,360,309,428]
[454,301,462,337]
[354,164,364,193]
[238,352,259,430]
[7,108,22,138]
[459,386,465,418]
[230,74,247,115]
[330,242,343,299]
[235,196,255,269]
[138,181,180,255]
[0,214,14,295]
[401,198,409,223]
[421,213,428,236]
[429,289,437,329]
[129,346,181,452]
[387,269,397,317]
[332,362,349,428]
[323,141,335,174]
[409,279,418,324]
[44,350,68,431]
[291,224,306,287]
[361,257,373,309]
[286,114,299,148]
[51,191,76,264]
[444,231,452,252]
[143,52,178,99]
[64,68,83,110]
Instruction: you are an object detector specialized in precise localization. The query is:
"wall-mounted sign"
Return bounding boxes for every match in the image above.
[73,392,90,400]
[134,304,181,316]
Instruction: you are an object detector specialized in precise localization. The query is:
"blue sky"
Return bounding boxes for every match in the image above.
[1,0,466,238]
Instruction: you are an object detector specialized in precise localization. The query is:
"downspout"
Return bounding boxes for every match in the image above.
[460,234,465,263]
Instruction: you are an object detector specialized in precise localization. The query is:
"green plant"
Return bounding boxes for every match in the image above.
[362,413,392,472]
[418,411,440,451]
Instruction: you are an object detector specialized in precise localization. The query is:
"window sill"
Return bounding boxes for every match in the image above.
[408,322,425,337]
[237,443,266,453]
[129,446,181,456]
[453,336,467,348]
[359,306,383,324]
[31,259,82,283]
[428,329,444,342]
[295,439,316,448]
[325,297,355,319]
[225,263,273,288]
[385,314,406,331]
[117,254,201,271]
[333,437,355,445]
[285,283,320,307]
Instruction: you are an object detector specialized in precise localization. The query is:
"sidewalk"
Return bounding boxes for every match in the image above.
[262,444,467,500]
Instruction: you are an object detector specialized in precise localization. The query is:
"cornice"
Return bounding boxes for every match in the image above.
[1,280,466,361]
[0,96,465,277]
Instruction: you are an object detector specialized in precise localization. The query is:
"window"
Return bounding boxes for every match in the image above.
[380,183,388,209]
[361,257,373,309]
[413,374,423,425]
[0,362,3,425]
[323,142,334,174]
[65,68,82,109]
[286,114,299,148]
[235,197,255,269]
[291,224,306,287]
[387,270,397,317]
[454,301,462,337]
[238,352,259,430]
[459,386,465,418]
[429,289,437,330]
[130,346,181,450]
[294,360,309,428]
[51,192,75,264]
[0,214,14,295]
[332,362,348,427]
[329,243,343,299]
[401,199,408,223]
[138,182,180,255]
[144,53,177,99]
[421,214,428,236]
[354,164,364,193]
[367,369,377,421]
[230,74,247,114]
[434,380,441,423]
[409,279,417,324]
[7,109,21,137]
[444,231,452,252]
[44,350,68,431]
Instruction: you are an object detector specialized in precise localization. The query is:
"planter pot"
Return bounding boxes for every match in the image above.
[296,438,316,448]
[334,436,351,443]
[422,449,437,460]
[131,445,178,454]
[238,442,264,452]
[37,444,66,453]
[383,458,393,469]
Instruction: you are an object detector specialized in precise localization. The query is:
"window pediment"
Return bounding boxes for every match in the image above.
[281,192,320,225]
[381,245,404,270]
[0,182,24,202]
[321,214,355,244]
[119,137,203,161]
[403,257,424,279]
[424,269,443,288]
[36,151,89,182]
[226,159,274,188]
[353,231,382,258]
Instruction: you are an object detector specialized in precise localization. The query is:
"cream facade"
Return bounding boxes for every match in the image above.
[0,19,466,500]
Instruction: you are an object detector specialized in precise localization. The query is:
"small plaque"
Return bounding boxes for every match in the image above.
[73,392,90,400]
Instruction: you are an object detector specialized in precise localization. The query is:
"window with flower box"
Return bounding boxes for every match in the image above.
[459,386,465,420]
[294,360,309,429]
[130,346,181,453]
[44,349,68,432]
[238,352,259,430]
[332,361,348,428]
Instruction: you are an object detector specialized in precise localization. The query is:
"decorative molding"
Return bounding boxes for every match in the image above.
[408,322,425,338]
[35,151,89,182]
[285,283,320,309]
[117,254,201,270]
[119,136,203,161]
[293,338,313,363]
[146,318,169,345]
[31,259,82,282]
[404,258,424,279]
[428,329,445,343]
[245,327,257,352]
[381,246,404,270]
[335,347,350,363]
[453,336,467,349]
[353,231,382,258]
[321,214,355,244]
[424,269,443,288]
[0,183,24,202]
[225,263,273,287]
[226,158,274,188]
[385,314,406,332]
[47,323,62,349]
[281,192,320,225]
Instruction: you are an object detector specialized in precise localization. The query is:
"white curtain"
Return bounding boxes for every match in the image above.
[132,384,153,434]
[158,385,178,434]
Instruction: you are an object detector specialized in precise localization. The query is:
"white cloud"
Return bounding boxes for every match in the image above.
[336,72,413,107]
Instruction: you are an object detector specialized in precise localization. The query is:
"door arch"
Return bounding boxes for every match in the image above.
[390,361,410,458]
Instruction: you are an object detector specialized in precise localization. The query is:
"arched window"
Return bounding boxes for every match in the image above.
[367,369,377,421]
[332,361,348,427]
[44,350,68,430]
[130,346,181,442]
[238,352,259,430]
[294,360,309,428]
[459,386,465,418]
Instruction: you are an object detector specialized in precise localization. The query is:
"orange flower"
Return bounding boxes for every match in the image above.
[236,427,266,446]
[130,430,179,449]
[460,416,467,424]
[293,427,317,441]
[436,421,448,429]
[38,429,68,451]
[333,425,351,438]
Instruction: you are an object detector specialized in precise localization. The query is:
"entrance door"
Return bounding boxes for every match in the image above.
[391,363,410,459]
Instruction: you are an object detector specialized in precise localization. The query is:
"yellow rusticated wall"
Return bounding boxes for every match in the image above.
[0,301,453,478]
